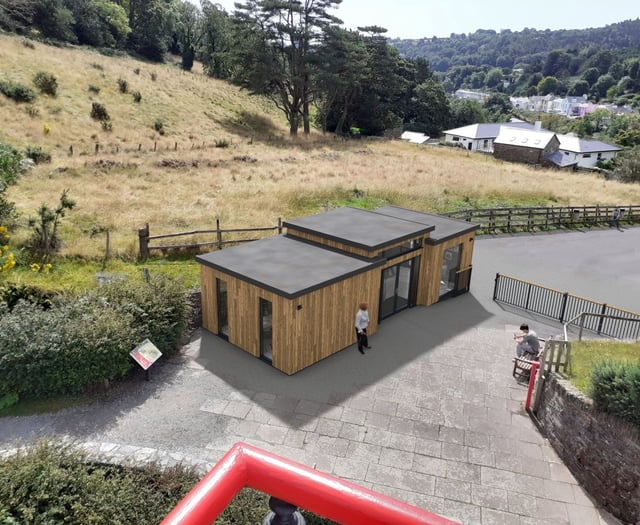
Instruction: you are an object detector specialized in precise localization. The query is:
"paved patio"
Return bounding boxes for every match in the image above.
[2,226,638,524]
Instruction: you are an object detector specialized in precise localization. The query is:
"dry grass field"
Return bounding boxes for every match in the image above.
[2,32,640,262]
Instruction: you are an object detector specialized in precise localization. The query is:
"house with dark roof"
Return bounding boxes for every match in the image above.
[443,120,536,152]
[557,135,622,168]
[493,127,561,167]
[197,206,479,374]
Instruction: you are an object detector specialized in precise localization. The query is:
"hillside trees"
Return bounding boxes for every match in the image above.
[198,0,234,78]
[128,0,178,61]
[65,0,130,47]
[175,0,202,70]
[231,0,342,136]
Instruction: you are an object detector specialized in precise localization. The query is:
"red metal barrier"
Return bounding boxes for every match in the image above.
[525,361,540,411]
[161,442,460,525]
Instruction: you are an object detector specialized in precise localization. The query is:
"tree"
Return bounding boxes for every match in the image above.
[449,98,486,128]
[175,1,202,71]
[407,78,450,136]
[128,0,178,61]
[199,0,234,79]
[0,0,34,31]
[537,76,559,95]
[614,145,640,183]
[568,79,589,97]
[483,93,512,122]
[31,0,76,42]
[312,26,368,134]
[581,67,600,86]
[65,0,130,47]
[485,67,503,89]
[232,0,342,136]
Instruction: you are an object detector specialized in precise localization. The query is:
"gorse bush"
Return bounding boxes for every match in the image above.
[88,84,101,94]
[0,79,36,103]
[90,101,110,121]
[0,274,188,400]
[154,119,165,134]
[132,90,142,102]
[0,440,199,525]
[33,71,58,96]
[591,359,640,429]
[0,141,21,186]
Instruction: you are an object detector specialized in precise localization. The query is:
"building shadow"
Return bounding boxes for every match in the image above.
[193,292,493,427]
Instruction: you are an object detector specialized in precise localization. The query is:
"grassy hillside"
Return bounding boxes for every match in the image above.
[2,32,640,263]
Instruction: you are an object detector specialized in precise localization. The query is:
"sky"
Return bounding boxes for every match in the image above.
[205,0,638,39]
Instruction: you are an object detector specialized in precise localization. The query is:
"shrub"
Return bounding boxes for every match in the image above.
[91,274,189,356]
[0,142,21,186]
[134,67,141,75]
[28,189,76,258]
[22,39,35,49]
[0,282,55,310]
[215,139,230,148]
[88,85,101,94]
[90,101,110,121]
[0,79,36,103]
[154,119,165,135]
[0,298,139,399]
[132,90,142,103]
[117,78,128,93]
[102,120,113,131]
[90,62,104,70]
[33,71,58,96]
[0,441,199,524]
[23,145,52,164]
[592,359,640,429]
[150,71,157,81]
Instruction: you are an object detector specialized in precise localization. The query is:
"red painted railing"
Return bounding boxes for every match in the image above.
[161,442,460,525]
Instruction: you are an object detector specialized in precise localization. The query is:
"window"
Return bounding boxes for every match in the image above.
[583,153,591,158]
[381,238,422,260]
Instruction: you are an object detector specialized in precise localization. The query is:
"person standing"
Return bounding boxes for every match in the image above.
[514,323,540,358]
[610,208,622,229]
[355,302,371,354]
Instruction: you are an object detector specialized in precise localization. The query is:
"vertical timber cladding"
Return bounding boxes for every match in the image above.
[286,228,372,258]
[200,265,218,334]
[276,266,381,375]
[421,232,476,305]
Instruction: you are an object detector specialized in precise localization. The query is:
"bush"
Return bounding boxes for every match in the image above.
[0,283,55,310]
[215,139,230,148]
[91,274,189,356]
[0,79,36,103]
[134,67,141,75]
[150,72,157,81]
[90,101,110,121]
[33,71,58,96]
[25,105,40,118]
[154,119,165,135]
[592,359,640,429]
[132,90,142,103]
[117,78,128,93]
[0,142,21,186]
[0,441,199,525]
[0,299,139,399]
[101,120,113,131]
[23,145,52,164]
[88,84,101,94]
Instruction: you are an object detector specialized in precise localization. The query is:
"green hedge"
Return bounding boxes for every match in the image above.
[0,441,339,525]
[0,441,199,525]
[591,359,640,429]
[0,275,189,399]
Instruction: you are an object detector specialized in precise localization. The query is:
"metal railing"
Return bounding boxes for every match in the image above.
[563,312,640,342]
[494,273,640,341]
[161,442,459,525]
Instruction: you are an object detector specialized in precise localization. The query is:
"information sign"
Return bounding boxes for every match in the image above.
[130,339,162,370]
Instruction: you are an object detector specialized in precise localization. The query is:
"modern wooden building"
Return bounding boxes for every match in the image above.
[197,206,479,375]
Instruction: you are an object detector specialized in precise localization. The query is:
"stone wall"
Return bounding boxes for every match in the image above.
[535,373,640,524]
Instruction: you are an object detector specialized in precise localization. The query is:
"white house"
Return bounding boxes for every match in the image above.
[443,120,535,152]
[557,135,622,168]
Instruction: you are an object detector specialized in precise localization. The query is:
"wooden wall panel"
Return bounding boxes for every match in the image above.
[421,233,476,305]
[200,266,218,333]
[286,229,372,258]
[275,267,381,374]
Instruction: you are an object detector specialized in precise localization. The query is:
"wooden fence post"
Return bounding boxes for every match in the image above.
[216,218,222,250]
[138,223,150,260]
[277,217,283,234]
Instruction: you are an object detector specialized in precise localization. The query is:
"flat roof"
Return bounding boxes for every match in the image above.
[196,235,380,299]
[372,206,480,244]
[283,207,434,251]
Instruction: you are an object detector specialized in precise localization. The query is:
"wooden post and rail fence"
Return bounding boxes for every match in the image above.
[444,204,639,233]
[138,219,283,260]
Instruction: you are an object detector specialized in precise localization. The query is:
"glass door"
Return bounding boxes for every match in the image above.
[379,257,419,321]
[440,245,462,298]
[259,298,273,364]
[216,278,228,340]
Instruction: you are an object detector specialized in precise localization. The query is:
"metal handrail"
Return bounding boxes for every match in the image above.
[564,312,640,342]
[161,442,460,525]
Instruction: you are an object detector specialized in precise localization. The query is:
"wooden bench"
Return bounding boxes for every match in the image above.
[512,338,546,382]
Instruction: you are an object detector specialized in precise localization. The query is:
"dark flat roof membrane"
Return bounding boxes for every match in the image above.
[372,206,480,244]
[196,235,378,299]
[283,206,434,251]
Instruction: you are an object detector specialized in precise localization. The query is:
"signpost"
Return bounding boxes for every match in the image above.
[130,339,162,380]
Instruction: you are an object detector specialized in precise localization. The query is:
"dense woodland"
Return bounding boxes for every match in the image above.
[1,0,640,177]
